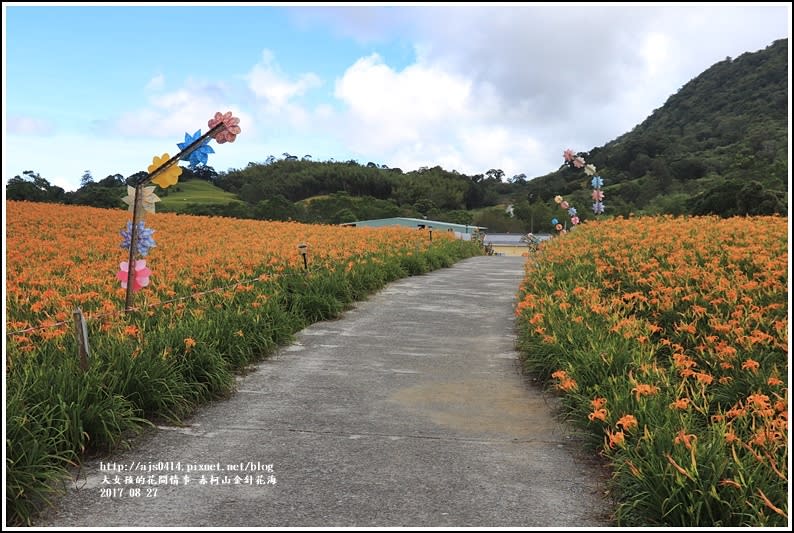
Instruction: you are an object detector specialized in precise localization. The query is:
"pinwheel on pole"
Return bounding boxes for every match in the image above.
[119,111,241,312]
[562,148,606,216]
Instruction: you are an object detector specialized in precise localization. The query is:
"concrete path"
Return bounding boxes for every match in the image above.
[36,256,612,527]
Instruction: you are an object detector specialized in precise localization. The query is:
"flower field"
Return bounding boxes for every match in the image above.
[515,215,788,526]
[5,200,480,525]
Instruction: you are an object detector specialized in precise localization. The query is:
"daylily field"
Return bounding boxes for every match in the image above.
[515,214,788,526]
[5,200,480,525]
[5,200,789,527]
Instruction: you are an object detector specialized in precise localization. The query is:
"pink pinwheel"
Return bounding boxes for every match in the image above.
[563,149,575,162]
[571,216,580,225]
[208,111,241,144]
[116,260,152,292]
[592,189,605,201]
[573,156,585,168]
[560,201,570,210]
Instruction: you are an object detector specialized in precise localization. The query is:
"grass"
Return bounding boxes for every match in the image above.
[156,179,241,211]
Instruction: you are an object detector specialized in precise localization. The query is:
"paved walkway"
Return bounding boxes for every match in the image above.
[37,256,612,527]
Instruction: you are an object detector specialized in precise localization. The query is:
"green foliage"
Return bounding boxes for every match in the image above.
[688,179,786,217]
[527,38,788,217]
[473,206,528,233]
[6,171,66,203]
[254,195,305,221]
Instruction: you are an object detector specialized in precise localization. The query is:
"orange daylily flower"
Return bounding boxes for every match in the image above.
[616,414,638,430]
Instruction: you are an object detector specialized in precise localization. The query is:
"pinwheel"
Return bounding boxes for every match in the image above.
[178,130,215,168]
[149,153,183,189]
[116,260,152,292]
[120,221,156,256]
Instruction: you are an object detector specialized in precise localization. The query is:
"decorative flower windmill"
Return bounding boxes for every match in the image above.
[551,148,606,234]
[118,111,241,311]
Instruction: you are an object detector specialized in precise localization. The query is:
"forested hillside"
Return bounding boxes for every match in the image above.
[523,38,788,218]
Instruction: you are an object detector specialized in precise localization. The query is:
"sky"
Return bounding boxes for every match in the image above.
[2,2,791,192]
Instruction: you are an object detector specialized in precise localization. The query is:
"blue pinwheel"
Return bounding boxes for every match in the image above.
[591,175,603,189]
[178,130,214,168]
[121,221,156,256]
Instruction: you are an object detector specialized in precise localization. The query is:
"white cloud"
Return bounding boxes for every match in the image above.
[99,78,255,141]
[333,53,473,152]
[326,51,556,178]
[246,49,322,111]
[145,74,165,92]
[305,5,789,178]
[640,32,673,78]
[7,115,56,136]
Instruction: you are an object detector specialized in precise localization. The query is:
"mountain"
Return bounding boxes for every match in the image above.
[7,39,788,226]
[524,38,789,218]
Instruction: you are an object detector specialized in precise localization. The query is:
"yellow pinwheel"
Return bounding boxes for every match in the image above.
[148,153,182,188]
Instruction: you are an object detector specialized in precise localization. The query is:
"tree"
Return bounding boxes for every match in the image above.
[6,171,65,203]
[191,165,218,183]
[485,168,505,182]
[254,195,303,221]
[628,154,651,179]
[512,199,555,233]
[97,174,125,187]
[126,171,148,185]
[80,170,94,187]
[473,207,526,233]
[6,175,45,201]
[413,198,436,216]
[67,186,123,208]
[332,208,357,224]
[239,182,265,204]
[510,173,527,184]
[650,159,673,192]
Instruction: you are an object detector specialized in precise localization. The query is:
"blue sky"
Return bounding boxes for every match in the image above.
[3,2,791,192]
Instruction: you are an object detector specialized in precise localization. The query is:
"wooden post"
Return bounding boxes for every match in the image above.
[297,243,308,271]
[73,307,91,371]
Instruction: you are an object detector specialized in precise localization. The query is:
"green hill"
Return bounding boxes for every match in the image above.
[156,179,241,212]
[524,38,788,218]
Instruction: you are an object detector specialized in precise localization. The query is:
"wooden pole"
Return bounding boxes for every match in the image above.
[124,184,142,312]
[122,120,228,311]
[73,307,91,371]
[136,122,226,187]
